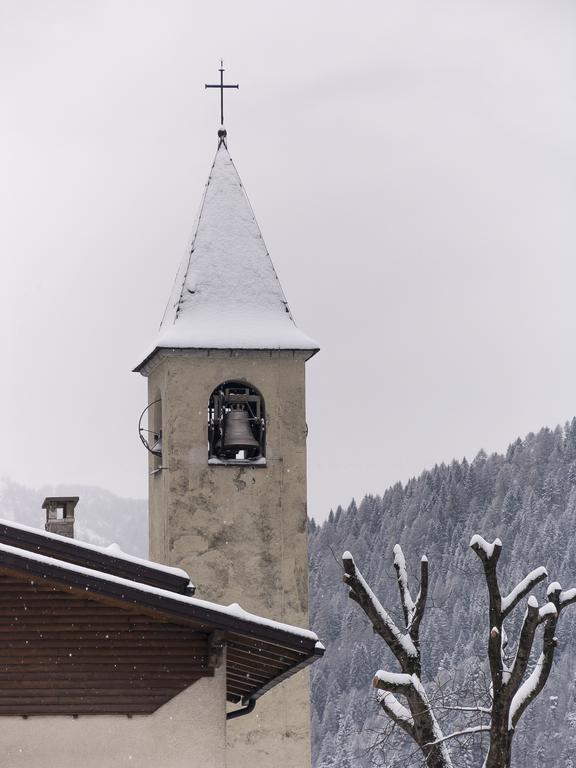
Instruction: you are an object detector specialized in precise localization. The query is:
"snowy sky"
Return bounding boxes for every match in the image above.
[1,1,575,521]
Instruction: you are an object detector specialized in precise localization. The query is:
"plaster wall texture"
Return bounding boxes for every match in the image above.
[145,348,312,768]
[1,663,227,768]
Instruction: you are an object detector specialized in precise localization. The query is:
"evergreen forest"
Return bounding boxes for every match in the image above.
[309,421,576,767]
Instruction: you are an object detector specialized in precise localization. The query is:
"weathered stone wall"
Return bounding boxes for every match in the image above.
[144,348,312,768]
[1,664,227,768]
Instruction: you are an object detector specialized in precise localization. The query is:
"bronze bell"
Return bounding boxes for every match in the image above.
[223,409,259,452]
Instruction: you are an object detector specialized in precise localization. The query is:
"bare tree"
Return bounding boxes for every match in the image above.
[342,535,576,768]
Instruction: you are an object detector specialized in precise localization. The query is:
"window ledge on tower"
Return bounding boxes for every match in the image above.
[208,457,267,467]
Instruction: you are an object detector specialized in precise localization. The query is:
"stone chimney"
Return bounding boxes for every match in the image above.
[42,496,79,538]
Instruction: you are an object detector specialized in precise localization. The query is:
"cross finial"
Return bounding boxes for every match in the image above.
[205,60,239,146]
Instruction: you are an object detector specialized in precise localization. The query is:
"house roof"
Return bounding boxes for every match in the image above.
[135,144,318,372]
[0,518,192,594]
[0,522,323,715]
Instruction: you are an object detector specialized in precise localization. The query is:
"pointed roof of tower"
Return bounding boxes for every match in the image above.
[135,143,318,371]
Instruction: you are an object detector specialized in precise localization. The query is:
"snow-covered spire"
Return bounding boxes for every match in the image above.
[135,143,318,370]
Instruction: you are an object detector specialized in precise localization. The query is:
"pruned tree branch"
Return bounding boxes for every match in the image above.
[469,534,576,767]
[559,586,576,609]
[469,535,503,567]
[394,544,416,627]
[373,669,416,695]
[342,536,575,768]
[342,551,418,670]
[508,581,574,730]
[470,535,505,696]
[500,567,548,618]
[344,549,453,768]
[411,556,429,641]
[376,690,416,738]
[392,544,429,651]
[438,705,492,714]
[426,724,490,747]
[505,597,540,692]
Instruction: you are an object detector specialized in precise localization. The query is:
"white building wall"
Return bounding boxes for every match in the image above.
[0,664,227,768]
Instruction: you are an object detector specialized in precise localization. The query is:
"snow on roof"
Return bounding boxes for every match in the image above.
[0,541,318,643]
[0,517,190,582]
[136,144,318,369]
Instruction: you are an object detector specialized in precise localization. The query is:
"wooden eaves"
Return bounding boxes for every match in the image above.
[0,535,323,716]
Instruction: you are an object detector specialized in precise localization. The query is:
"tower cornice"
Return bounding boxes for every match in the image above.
[134,346,317,376]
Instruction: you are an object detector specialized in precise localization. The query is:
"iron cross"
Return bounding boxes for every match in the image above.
[205,60,239,126]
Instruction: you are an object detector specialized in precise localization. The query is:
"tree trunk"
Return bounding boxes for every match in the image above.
[412,708,451,768]
[484,722,513,768]
[421,747,451,768]
[421,744,451,768]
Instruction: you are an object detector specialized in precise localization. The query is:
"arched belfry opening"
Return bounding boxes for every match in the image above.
[208,380,265,463]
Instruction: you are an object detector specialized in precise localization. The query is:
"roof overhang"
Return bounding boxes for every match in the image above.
[0,539,323,714]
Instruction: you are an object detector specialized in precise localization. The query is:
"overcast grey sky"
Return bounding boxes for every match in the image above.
[1,1,575,521]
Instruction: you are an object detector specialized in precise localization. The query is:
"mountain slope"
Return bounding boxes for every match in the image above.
[0,480,147,556]
[309,421,576,768]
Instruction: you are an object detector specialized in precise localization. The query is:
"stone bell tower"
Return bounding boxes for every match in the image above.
[134,112,319,766]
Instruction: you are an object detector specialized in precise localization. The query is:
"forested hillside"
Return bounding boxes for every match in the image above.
[309,421,576,768]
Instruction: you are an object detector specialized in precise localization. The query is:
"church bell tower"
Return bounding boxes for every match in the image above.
[134,67,319,768]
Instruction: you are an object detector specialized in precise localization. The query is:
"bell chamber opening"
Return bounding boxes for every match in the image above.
[208,381,266,465]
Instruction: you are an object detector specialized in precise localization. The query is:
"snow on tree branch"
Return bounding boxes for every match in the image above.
[342,551,418,664]
[538,601,557,621]
[559,587,576,607]
[509,652,547,730]
[439,705,492,715]
[376,690,415,737]
[393,544,416,626]
[373,670,416,695]
[426,725,491,747]
[391,545,430,647]
[500,566,548,617]
[505,597,541,692]
[469,535,502,562]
